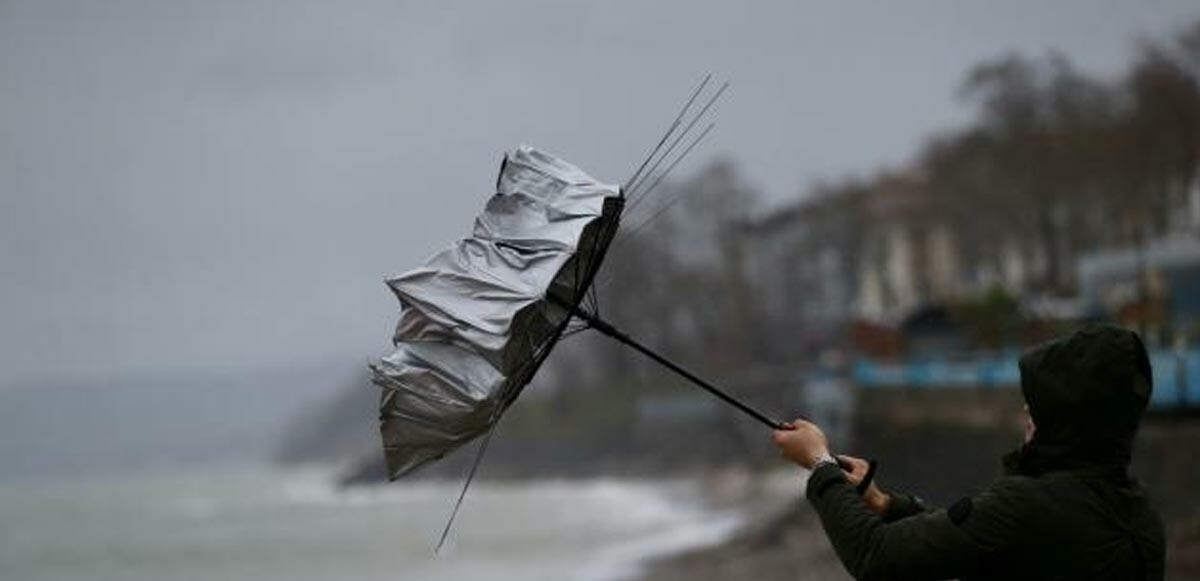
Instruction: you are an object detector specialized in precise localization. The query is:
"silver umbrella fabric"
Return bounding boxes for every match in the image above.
[372,145,622,480]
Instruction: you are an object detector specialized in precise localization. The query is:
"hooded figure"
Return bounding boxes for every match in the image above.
[782,325,1166,580]
[1007,324,1154,476]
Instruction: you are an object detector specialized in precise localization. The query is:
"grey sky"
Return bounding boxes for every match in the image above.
[3,0,1198,390]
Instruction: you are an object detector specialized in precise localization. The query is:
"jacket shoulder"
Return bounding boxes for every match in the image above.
[978,474,1043,506]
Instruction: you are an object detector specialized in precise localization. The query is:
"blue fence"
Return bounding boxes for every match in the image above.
[853,349,1200,410]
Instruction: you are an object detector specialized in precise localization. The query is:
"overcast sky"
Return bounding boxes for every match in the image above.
[3,0,1198,390]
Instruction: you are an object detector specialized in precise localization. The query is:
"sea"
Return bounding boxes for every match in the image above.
[0,466,743,581]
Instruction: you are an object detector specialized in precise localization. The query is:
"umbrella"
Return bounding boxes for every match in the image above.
[372,78,871,549]
[372,145,628,479]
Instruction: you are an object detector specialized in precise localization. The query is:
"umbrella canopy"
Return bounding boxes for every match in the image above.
[371,145,623,479]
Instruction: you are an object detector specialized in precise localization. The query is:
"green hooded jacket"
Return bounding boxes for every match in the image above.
[807,325,1166,580]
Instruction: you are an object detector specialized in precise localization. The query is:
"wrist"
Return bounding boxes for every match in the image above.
[808,449,835,470]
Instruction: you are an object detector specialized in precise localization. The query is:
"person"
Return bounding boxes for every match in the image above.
[772,325,1165,580]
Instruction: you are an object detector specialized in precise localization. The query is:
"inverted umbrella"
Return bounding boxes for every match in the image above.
[371,144,628,479]
[372,79,871,548]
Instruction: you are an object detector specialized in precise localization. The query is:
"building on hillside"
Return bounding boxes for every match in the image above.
[739,190,863,361]
[855,174,932,322]
[742,167,1200,357]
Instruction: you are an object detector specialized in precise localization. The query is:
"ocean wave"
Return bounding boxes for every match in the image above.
[129,466,749,580]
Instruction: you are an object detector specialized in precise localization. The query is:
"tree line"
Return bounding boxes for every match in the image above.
[548,19,1200,391]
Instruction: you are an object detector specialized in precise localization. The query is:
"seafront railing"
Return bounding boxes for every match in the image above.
[853,349,1200,410]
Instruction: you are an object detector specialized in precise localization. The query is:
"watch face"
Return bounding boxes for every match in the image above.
[812,456,837,469]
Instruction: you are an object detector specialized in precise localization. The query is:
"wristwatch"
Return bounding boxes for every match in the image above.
[811,452,838,471]
[812,453,880,496]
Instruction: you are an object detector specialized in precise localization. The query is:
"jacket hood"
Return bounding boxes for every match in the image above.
[1006,325,1152,476]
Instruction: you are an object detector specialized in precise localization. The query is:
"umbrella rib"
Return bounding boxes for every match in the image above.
[623,74,712,193]
[633,121,717,207]
[626,81,728,205]
[435,420,498,554]
[577,239,596,314]
[627,80,726,200]
[435,323,556,552]
[584,202,622,315]
[434,295,572,552]
[561,324,590,339]
[604,122,717,260]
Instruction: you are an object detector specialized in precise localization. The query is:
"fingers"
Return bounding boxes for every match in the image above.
[836,454,868,481]
[789,418,814,430]
[836,454,864,467]
[771,419,832,470]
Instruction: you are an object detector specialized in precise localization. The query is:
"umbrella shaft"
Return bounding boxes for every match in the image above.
[567,306,788,431]
[562,300,868,488]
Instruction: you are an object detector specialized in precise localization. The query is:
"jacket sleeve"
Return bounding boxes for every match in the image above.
[805,464,1031,581]
[882,492,932,523]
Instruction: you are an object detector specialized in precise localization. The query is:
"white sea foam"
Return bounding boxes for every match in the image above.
[0,466,749,581]
[577,502,743,581]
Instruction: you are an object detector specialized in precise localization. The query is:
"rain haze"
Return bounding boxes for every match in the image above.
[3,0,1196,392]
[3,2,1200,580]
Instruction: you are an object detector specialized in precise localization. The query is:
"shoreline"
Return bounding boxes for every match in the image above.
[630,467,853,581]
